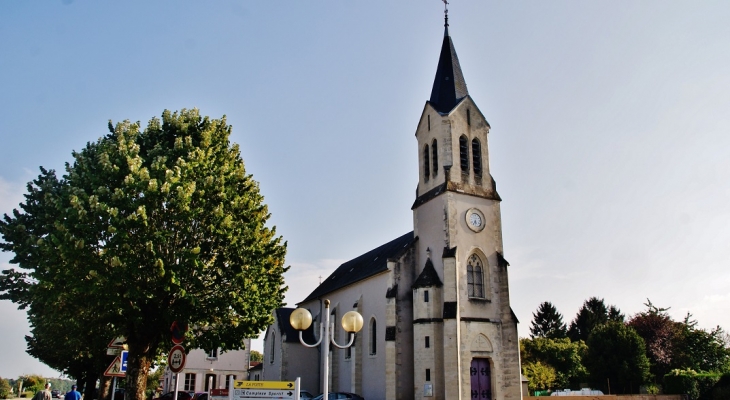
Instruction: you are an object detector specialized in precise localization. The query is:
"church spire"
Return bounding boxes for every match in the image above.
[429,2,468,114]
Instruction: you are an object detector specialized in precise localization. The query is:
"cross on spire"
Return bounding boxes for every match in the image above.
[442,0,449,28]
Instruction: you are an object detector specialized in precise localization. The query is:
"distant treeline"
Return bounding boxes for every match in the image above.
[522,297,730,399]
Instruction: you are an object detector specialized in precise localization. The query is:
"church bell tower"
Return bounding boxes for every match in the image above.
[410,9,523,400]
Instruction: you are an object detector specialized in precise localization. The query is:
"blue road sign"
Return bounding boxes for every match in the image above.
[121,351,129,372]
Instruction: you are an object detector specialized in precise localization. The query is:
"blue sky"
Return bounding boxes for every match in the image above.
[1,1,730,379]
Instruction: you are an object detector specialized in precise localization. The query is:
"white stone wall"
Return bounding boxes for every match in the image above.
[162,340,251,393]
[412,97,521,400]
[297,272,391,400]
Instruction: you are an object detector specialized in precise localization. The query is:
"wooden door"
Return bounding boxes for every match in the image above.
[470,358,492,400]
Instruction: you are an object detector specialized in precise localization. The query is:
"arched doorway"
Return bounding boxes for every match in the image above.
[470,358,492,399]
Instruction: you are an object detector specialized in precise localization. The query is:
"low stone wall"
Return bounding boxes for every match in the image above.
[524,396,683,400]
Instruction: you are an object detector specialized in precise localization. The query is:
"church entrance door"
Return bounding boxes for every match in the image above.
[470,358,492,399]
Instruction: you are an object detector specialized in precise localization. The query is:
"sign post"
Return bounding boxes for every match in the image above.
[168,345,186,400]
[105,337,127,400]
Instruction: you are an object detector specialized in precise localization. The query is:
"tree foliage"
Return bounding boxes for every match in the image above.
[530,301,568,339]
[520,337,587,389]
[250,350,263,362]
[0,378,11,399]
[568,297,623,342]
[584,322,650,394]
[627,299,678,381]
[672,315,730,373]
[0,109,288,400]
[521,361,556,393]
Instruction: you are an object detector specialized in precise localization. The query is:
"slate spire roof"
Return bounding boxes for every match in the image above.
[429,12,469,114]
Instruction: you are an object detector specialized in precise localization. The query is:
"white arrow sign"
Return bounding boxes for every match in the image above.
[232,389,295,399]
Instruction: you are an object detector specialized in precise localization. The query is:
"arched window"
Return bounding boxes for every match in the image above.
[472,138,482,177]
[467,254,485,298]
[269,331,276,363]
[431,139,438,177]
[369,318,377,355]
[459,135,469,174]
[423,144,430,181]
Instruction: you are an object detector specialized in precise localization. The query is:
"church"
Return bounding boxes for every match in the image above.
[262,11,523,400]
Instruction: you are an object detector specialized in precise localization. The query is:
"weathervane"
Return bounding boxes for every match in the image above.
[442,0,449,28]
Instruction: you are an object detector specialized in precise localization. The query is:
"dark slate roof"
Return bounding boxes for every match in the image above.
[428,25,469,114]
[412,259,443,289]
[249,363,263,372]
[275,307,317,343]
[301,231,416,302]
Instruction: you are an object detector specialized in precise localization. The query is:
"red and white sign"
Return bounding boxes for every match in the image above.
[107,337,126,348]
[104,356,126,377]
[168,345,186,373]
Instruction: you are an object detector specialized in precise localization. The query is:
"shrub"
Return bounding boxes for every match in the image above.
[663,369,721,400]
[0,379,11,399]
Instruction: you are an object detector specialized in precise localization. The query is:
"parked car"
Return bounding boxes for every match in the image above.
[312,393,364,400]
[158,392,193,400]
[51,390,61,399]
[300,391,314,399]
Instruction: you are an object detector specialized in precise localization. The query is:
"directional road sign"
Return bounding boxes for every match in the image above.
[231,389,295,400]
[233,381,294,390]
[231,381,298,400]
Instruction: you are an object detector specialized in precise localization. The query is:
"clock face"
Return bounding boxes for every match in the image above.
[466,208,485,232]
[469,212,482,227]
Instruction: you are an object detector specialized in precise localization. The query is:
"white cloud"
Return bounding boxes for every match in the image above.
[0,176,26,217]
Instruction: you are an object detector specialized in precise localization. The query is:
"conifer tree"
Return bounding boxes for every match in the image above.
[568,297,623,342]
[530,301,568,339]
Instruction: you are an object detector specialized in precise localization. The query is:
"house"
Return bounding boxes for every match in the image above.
[263,12,522,400]
[162,341,251,394]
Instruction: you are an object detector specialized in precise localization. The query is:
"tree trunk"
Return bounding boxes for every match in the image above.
[125,334,159,400]
[99,375,112,400]
[83,371,98,400]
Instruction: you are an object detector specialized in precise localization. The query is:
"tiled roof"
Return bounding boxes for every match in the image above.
[301,232,415,302]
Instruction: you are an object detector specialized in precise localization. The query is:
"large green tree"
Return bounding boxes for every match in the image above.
[0,378,11,399]
[520,337,588,389]
[521,361,556,394]
[627,300,678,382]
[530,301,568,339]
[0,109,288,400]
[584,322,650,394]
[568,297,624,342]
[672,314,730,373]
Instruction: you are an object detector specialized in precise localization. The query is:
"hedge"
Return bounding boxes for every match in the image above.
[663,369,730,400]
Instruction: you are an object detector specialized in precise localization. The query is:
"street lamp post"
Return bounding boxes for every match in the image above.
[290,299,363,400]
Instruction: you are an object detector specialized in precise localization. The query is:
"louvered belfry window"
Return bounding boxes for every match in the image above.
[432,139,438,176]
[424,144,430,181]
[467,254,484,298]
[472,138,482,177]
[459,135,469,174]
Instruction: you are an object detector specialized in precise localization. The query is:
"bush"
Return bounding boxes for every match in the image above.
[663,369,721,400]
[0,379,11,399]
